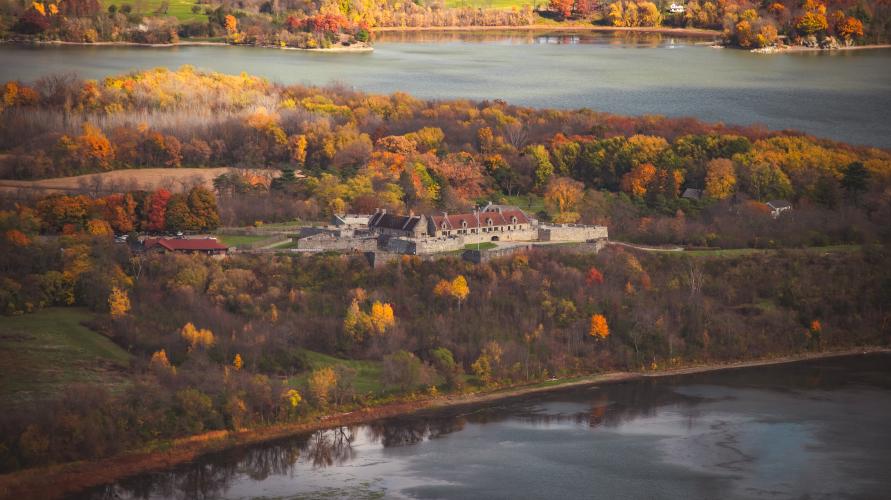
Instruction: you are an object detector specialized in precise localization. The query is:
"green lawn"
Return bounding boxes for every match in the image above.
[0,308,132,406]
[216,234,272,248]
[102,0,207,22]
[501,194,546,215]
[464,242,498,250]
[290,350,384,395]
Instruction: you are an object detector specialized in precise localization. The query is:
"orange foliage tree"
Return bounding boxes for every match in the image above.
[590,314,610,339]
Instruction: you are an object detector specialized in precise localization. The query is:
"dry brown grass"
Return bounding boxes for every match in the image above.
[0,167,277,196]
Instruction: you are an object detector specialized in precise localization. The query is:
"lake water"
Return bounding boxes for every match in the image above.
[1,31,890,148]
[73,353,891,499]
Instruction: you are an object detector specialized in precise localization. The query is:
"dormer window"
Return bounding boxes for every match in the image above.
[486,218,493,226]
[511,216,518,224]
[461,220,468,228]
[441,222,447,229]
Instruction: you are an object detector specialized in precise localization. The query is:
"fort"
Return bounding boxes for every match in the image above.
[295,202,608,258]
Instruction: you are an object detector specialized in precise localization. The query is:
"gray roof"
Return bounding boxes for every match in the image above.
[369,212,423,232]
[682,188,703,200]
[767,200,792,209]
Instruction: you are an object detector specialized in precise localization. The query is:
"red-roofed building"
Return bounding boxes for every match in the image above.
[143,237,230,256]
[428,203,531,241]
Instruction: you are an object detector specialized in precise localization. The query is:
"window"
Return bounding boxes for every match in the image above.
[462,220,467,228]
[511,216,518,224]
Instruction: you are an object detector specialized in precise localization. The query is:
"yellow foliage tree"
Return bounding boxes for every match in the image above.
[181,322,215,350]
[434,275,470,309]
[590,314,610,339]
[108,286,130,318]
[284,388,302,408]
[150,349,171,369]
[308,366,337,408]
[704,158,737,199]
[370,301,396,335]
[233,353,243,370]
[544,177,584,223]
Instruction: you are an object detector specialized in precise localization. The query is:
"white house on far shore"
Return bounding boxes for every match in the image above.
[669,2,685,13]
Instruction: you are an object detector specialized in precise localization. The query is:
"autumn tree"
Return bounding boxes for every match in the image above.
[308,366,337,408]
[590,314,610,339]
[434,275,470,309]
[544,177,584,223]
[620,162,657,199]
[369,301,396,335]
[181,322,215,351]
[108,286,130,317]
[586,266,604,285]
[549,0,574,19]
[233,353,243,370]
[704,158,736,199]
[796,0,828,36]
[144,189,172,232]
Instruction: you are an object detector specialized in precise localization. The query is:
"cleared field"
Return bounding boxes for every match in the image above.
[0,308,132,406]
[0,167,276,196]
[101,0,207,22]
[291,350,385,396]
[444,0,538,8]
[216,234,272,248]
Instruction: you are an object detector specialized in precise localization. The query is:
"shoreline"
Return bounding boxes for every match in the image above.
[749,43,891,53]
[0,346,887,500]
[372,24,721,37]
[0,39,373,52]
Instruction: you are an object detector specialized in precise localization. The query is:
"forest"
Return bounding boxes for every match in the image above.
[0,66,890,475]
[1,0,888,48]
[2,67,890,247]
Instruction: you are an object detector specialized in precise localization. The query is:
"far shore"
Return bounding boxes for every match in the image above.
[373,24,721,37]
[749,43,891,54]
[0,346,887,500]
[0,38,373,52]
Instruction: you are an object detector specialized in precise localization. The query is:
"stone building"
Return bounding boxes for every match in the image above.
[368,210,428,238]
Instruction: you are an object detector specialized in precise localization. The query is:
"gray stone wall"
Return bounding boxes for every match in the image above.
[538,224,608,242]
[297,232,378,251]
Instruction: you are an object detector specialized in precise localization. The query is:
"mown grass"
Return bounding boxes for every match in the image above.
[102,0,207,22]
[290,350,385,395]
[464,242,498,250]
[0,308,132,406]
[216,234,271,248]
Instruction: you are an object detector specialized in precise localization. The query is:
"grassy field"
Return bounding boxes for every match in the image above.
[102,0,207,22]
[464,242,498,250]
[0,167,273,196]
[290,350,384,396]
[0,308,132,406]
[216,234,272,248]
[680,245,862,258]
[444,0,538,8]
[501,194,545,215]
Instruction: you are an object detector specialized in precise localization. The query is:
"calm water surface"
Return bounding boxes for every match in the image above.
[74,353,891,499]
[1,31,890,148]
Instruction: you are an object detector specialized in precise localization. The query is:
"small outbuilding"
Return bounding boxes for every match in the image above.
[766,200,793,218]
[143,237,230,256]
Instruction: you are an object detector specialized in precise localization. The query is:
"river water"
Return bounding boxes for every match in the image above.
[1,31,890,148]
[73,353,891,499]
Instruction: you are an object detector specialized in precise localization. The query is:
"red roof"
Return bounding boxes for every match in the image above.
[431,209,529,230]
[144,238,229,252]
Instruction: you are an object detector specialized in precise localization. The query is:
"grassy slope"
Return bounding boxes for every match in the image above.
[0,308,132,406]
[101,0,206,22]
[291,350,384,395]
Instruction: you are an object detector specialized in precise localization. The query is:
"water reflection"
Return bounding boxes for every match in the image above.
[74,354,891,500]
[374,29,710,48]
